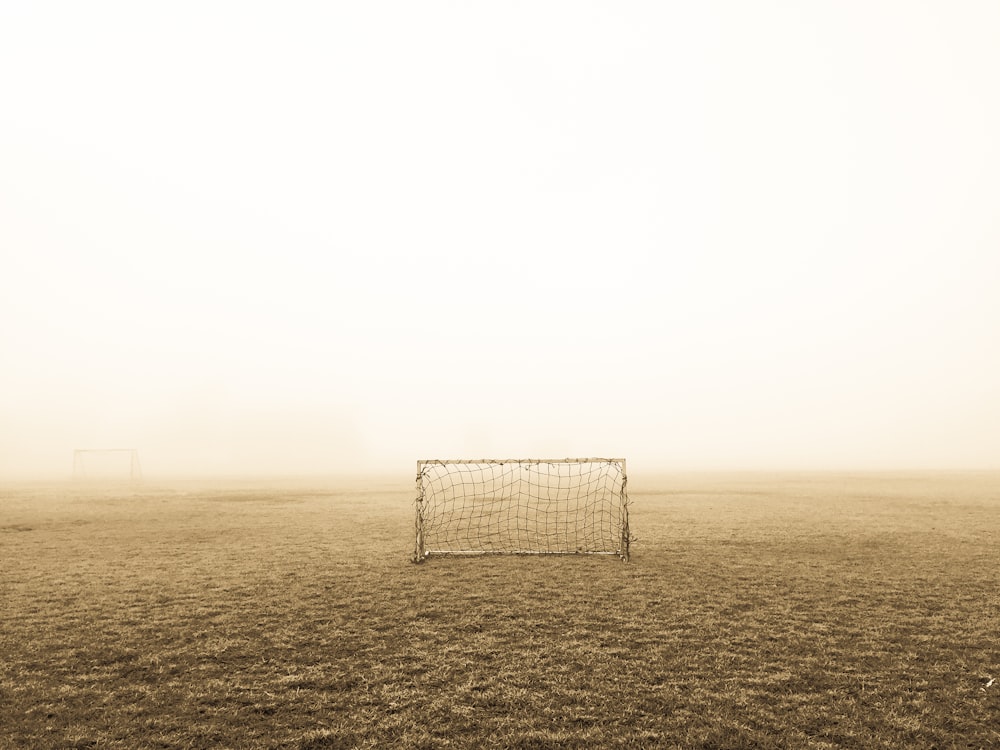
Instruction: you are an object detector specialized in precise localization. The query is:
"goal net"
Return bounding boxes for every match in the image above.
[413,458,630,562]
[72,449,142,482]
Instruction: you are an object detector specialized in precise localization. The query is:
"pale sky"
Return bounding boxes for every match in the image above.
[2,1,998,478]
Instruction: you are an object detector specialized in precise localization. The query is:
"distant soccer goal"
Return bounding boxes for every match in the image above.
[413,458,630,562]
[72,449,142,482]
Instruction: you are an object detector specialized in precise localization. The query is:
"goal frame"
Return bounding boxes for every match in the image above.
[72,448,143,482]
[413,457,630,563]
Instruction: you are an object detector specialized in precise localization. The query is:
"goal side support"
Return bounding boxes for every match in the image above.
[413,458,630,563]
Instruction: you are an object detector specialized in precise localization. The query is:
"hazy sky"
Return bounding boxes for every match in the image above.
[2,1,998,478]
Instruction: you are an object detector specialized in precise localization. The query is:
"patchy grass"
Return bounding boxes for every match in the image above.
[1,472,998,748]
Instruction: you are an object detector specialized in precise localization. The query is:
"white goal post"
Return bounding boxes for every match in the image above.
[72,449,143,482]
[413,458,630,562]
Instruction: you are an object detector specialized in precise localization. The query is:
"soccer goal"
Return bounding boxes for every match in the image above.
[413,458,630,562]
[72,449,143,482]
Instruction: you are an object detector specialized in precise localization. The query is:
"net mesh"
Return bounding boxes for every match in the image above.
[415,459,628,559]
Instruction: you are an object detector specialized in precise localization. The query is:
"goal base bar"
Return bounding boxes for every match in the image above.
[420,549,627,557]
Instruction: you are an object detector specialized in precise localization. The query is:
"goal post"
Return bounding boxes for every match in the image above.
[72,449,143,482]
[413,458,630,563]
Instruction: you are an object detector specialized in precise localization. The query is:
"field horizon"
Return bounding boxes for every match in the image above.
[2,471,998,748]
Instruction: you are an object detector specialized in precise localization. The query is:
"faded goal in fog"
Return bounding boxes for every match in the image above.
[72,449,143,482]
[413,458,630,563]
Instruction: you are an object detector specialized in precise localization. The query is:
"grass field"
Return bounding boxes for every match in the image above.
[2,472,998,748]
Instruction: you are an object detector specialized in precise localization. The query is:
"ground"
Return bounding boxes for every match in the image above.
[1,472,998,748]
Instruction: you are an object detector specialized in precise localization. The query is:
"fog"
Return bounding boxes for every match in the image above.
[2,2,998,479]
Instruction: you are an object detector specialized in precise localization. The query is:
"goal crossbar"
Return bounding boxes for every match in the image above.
[413,458,630,563]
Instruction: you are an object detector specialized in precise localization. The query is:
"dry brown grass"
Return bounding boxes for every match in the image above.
[2,472,999,748]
